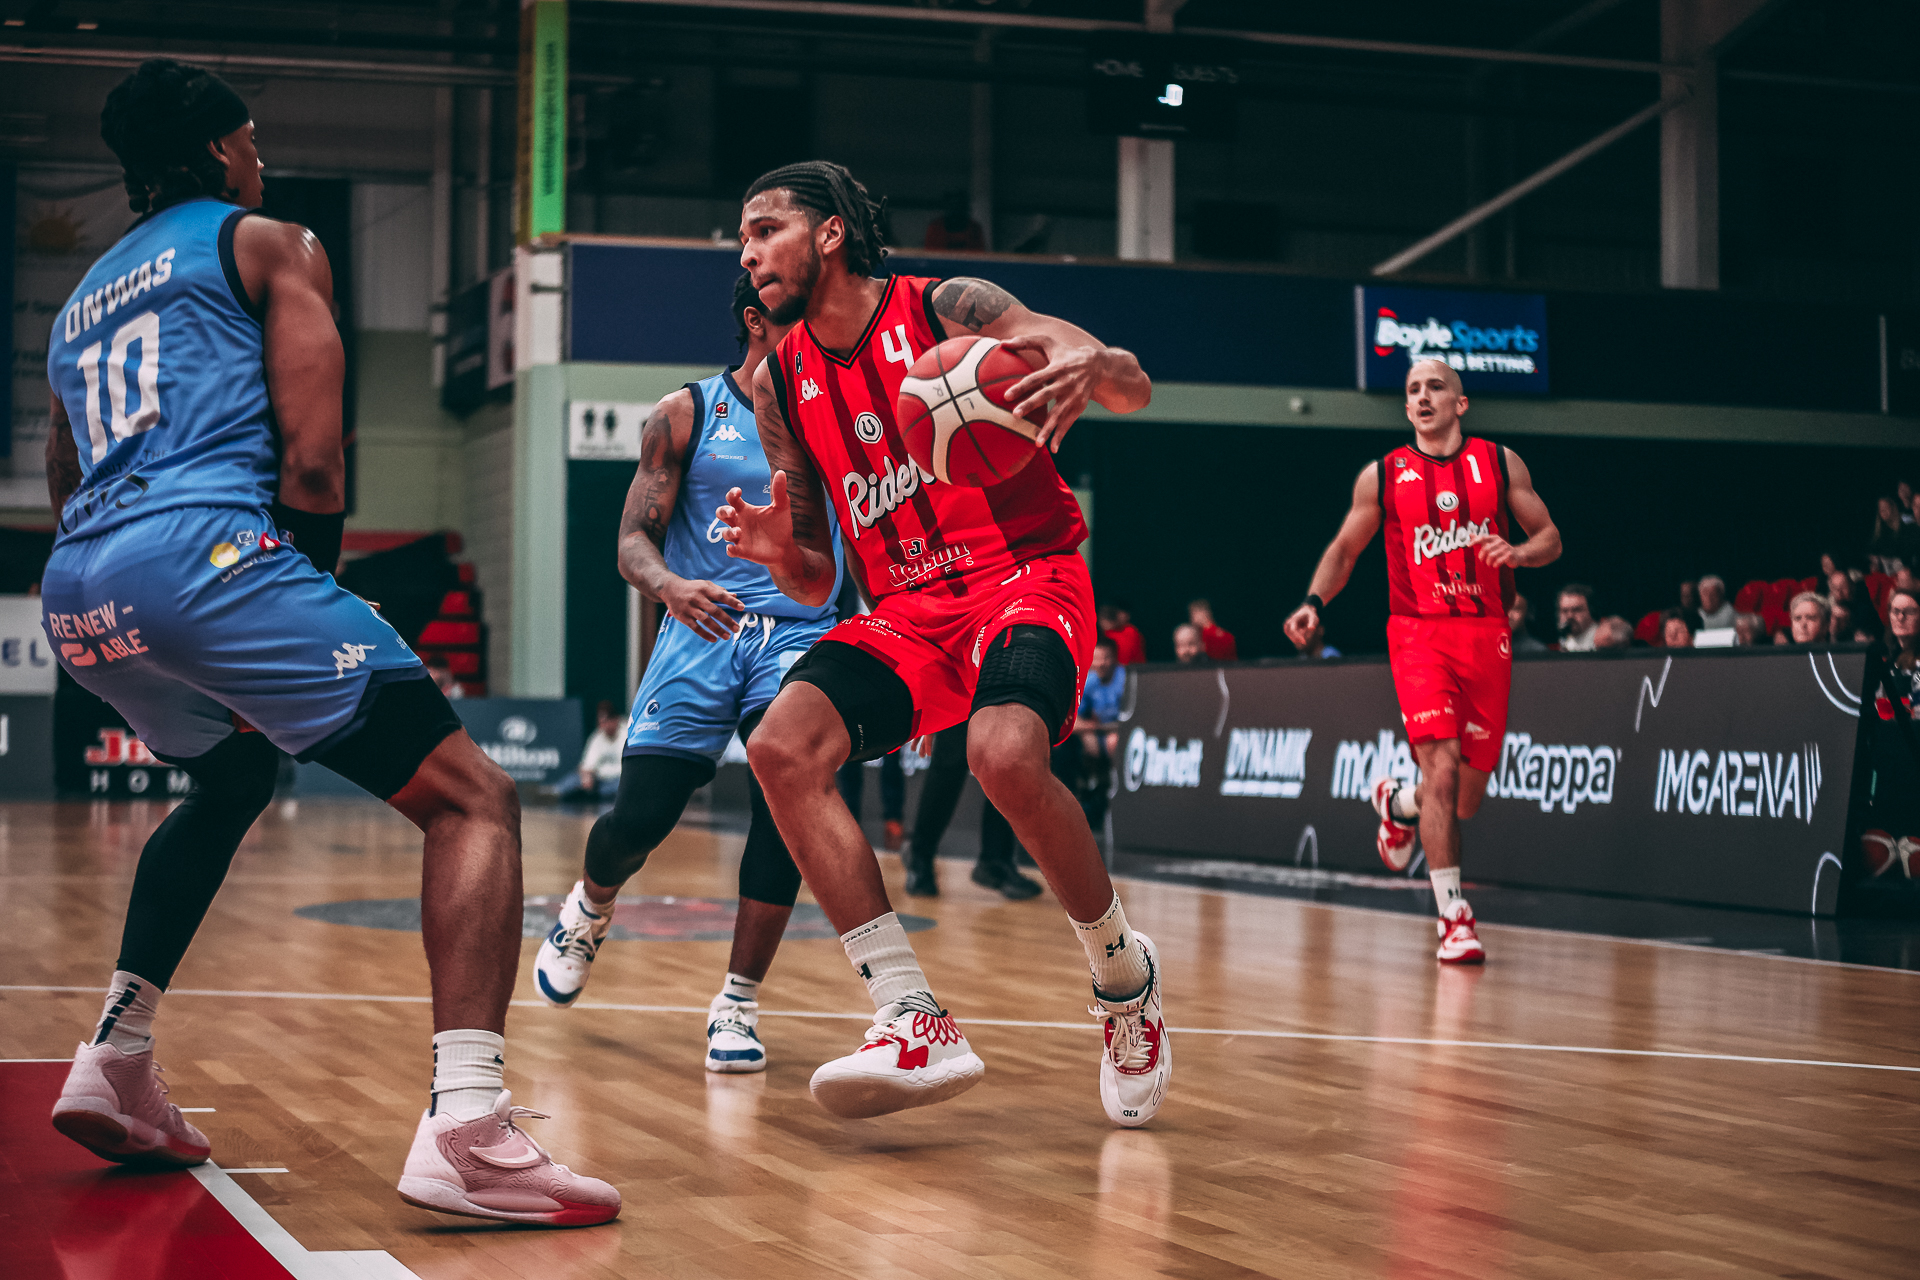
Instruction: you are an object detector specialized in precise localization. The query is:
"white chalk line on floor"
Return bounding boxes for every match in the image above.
[6,986,1916,1074]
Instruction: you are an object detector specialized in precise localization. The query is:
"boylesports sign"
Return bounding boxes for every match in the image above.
[1356,284,1549,396]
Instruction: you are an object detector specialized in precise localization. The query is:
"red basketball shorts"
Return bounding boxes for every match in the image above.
[826,552,1096,742]
[1385,615,1513,774]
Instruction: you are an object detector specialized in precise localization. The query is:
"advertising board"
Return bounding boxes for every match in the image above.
[1111,648,1864,915]
[1357,284,1550,396]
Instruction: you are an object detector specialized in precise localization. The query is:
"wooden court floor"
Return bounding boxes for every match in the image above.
[2,796,1917,1279]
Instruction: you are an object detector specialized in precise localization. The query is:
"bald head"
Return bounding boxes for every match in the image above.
[1407,358,1461,395]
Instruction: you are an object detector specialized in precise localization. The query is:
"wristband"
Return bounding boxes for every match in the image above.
[1304,594,1324,612]
[270,502,346,576]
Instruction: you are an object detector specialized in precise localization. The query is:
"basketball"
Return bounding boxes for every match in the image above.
[896,335,1043,487]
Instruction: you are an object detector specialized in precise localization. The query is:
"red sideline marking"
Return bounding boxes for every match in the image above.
[0,1062,297,1279]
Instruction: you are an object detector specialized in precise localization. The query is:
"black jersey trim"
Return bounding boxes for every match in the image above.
[923,277,951,343]
[684,380,707,462]
[217,208,267,324]
[722,366,748,407]
[1407,437,1469,465]
[767,355,793,434]
[807,274,897,369]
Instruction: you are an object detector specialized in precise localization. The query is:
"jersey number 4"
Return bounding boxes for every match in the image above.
[76,310,162,462]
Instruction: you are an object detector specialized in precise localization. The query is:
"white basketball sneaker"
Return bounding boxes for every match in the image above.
[534,882,610,1007]
[51,1041,210,1167]
[809,991,985,1118]
[1436,905,1487,965]
[1090,931,1171,1128]
[1371,777,1417,872]
[398,1090,620,1226]
[705,995,767,1074]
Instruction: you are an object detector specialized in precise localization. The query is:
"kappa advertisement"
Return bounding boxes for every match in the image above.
[1110,648,1865,915]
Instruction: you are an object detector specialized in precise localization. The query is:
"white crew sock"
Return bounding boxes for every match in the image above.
[1430,867,1467,918]
[1073,893,1151,1002]
[578,880,616,918]
[1390,783,1420,823]
[431,1029,506,1121]
[93,970,162,1055]
[717,972,760,1005]
[840,913,931,1012]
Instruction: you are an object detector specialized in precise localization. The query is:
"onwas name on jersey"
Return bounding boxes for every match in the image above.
[64,250,177,340]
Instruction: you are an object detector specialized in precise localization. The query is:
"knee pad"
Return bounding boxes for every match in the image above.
[736,707,802,906]
[972,624,1078,742]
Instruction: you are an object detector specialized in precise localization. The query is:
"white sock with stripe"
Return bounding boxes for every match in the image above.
[840,913,930,1012]
[93,970,162,1055]
[431,1029,506,1121]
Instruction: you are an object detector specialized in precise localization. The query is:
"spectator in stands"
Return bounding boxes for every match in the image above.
[1828,602,1857,645]
[1662,609,1695,650]
[1828,571,1857,613]
[1696,575,1735,630]
[1884,587,1919,669]
[1098,601,1146,666]
[1556,584,1598,651]
[1677,580,1699,614]
[561,702,625,802]
[1077,638,1125,759]
[1289,614,1341,660]
[1901,481,1916,523]
[1733,613,1766,646]
[1789,592,1830,645]
[1507,593,1548,652]
[1173,623,1208,665]
[1902,494,1920,570]
[1594,616,1634,651]
[1869,497,1908,572]
[1896,566,1918,597]
[923,189,986,252]
[1187,599,1237,661]
[427,654,464,700]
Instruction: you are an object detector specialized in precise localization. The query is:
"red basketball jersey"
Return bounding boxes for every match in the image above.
[769,274,1087,599]
[1379,436,1514,620]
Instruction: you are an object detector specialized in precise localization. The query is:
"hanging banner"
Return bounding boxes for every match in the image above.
[516,0,568,244]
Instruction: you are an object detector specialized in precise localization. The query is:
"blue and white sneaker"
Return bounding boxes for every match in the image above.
[533,882,610,1007]
[705,994,767,1074]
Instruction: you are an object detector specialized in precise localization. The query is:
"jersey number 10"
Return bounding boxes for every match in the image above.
[75,309,162,462]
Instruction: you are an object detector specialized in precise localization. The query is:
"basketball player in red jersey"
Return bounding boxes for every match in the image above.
[715,160,1170,1126]
[1284,358,1562,964]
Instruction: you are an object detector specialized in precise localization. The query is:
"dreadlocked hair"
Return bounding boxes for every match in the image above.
[731,272,761,348]
[101,59,247,215]
[743,160,888,278]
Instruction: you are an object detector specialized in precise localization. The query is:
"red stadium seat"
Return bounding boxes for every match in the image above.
[1800,576,1821,595]
[438,590,475,617]
[1734,580,1767,613]
[1635,610,1665,645]
[1761,605,1789,637]
[1762,580,1796,614]
[418,620,480,647]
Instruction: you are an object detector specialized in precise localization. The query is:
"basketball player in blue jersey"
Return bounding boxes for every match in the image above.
[533,274,845,1074]
[39,61,618,1227]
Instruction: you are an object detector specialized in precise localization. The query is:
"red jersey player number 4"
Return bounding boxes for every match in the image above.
[723,271,1119,743]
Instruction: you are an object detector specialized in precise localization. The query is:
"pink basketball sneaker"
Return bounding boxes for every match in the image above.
[51,1040,211,1167]
[398,1091,621,1226]
[809,992,985,1118]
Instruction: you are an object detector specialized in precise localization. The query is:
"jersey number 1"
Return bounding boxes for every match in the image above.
[77,310,162,462]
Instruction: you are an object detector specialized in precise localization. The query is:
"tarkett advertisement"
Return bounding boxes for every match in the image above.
[1111,648,1865,915]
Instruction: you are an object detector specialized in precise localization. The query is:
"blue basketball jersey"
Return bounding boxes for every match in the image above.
[47,198,277,545]
[664,369,843,620]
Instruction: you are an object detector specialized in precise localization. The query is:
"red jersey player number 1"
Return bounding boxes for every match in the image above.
[1286,356,1563,967]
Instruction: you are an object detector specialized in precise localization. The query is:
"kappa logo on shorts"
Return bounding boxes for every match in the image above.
[332,642,376,678]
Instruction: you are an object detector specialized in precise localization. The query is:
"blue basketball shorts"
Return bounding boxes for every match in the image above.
[625,611,833,761]
[41,505,423,761]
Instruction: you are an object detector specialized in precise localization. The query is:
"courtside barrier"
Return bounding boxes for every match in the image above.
[1110,646,1867,916]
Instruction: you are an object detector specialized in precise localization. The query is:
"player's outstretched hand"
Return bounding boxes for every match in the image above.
[999,334,1106,453]
[1471,529,1522,568]
[1282,603,1318,649]
[717,474,793,571]
[662,576,743,642]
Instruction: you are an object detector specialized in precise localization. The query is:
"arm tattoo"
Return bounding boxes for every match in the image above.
[620,399,683,548]
[45,400,81,513]
[753,369,830,579]
[932,277,1018,332]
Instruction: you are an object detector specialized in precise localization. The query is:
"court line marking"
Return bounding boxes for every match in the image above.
[218,1167,290,1174]
[7,990,1917,1074]
[179,1106,216,1112]
[191,1161,421,1279]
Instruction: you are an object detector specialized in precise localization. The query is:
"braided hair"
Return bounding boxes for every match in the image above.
[100,59,252,214]
[743,160,888,277]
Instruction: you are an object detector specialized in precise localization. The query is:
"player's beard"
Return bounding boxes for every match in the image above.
[763,244,821,325]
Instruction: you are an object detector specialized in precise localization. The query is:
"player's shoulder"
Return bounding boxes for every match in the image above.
[231,211,322,259]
